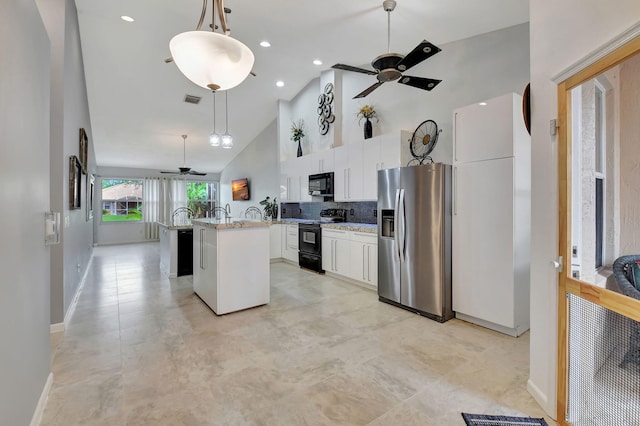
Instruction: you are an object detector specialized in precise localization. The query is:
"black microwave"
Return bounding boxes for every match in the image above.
[309,172,334,196]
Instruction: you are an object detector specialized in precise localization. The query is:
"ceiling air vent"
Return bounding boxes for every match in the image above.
[184,94,201,104]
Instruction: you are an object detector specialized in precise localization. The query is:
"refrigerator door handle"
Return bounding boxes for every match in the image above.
[399,189,406,263]
[394,189,401,261]
[453,167,457,216]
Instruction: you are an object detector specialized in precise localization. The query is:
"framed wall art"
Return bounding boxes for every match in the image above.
[79,128,88,174]
[86,174,95,220]
[69,155,82,210]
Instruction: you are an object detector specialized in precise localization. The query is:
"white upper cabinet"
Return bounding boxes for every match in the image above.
[453,92,519,163]
[334,142,364,201]
[310,150,335,174]
[362,134,401,200]
[280,156,311,202]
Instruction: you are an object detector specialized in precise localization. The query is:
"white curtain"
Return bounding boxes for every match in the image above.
[143,177,188,240]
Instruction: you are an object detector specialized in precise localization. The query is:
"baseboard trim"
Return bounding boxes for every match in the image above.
[94,239,158,247]
[62,255,93,325]
[323,271,377,292]
[454,312,529,337]
[49,323,64,334]
[30,372,53,426]
[527,378,555,420]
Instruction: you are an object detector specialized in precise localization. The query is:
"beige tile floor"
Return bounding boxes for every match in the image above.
[43,242,556,425]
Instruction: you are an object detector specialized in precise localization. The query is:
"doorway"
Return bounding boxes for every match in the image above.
[557,35,640,425]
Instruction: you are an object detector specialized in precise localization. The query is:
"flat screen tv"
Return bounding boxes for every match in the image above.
[231,178,250,201]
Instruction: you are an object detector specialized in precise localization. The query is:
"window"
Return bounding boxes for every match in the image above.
[101,179,143,222]
[187,181,217,217]
[594,83,605,269]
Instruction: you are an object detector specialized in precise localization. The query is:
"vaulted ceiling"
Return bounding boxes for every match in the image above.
[76,0,529,173]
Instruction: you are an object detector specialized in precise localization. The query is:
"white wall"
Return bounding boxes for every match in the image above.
[95,166,220,245]
[0,1,52,424]
[39,0,97,325]
[220,121,279,217]
[280,23,530,167]
[529,1,640,417]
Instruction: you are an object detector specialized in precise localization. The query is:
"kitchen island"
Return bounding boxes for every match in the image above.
[192,218,270,315]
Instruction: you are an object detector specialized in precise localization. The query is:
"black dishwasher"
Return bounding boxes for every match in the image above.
[177,229,193,276]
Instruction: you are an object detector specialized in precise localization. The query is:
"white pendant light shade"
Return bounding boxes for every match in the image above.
[169,31,255,91]
[209,132,221,147]
[221,133,233,149]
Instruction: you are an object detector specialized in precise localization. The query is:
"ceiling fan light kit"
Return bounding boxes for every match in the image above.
[332,0,442,99]
[169,0,254,92]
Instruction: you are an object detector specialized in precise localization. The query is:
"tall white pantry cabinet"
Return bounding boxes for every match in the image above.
[452,92,531,337]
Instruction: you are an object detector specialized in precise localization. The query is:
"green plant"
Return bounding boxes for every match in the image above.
[290,119,305,142]
[259,196,278,218]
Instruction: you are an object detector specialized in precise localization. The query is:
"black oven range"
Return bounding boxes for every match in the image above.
[298,209,347,273]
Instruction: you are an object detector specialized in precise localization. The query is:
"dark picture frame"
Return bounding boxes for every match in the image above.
[79,128,88,174]
[86,174,95,220]
[69,155,82,209]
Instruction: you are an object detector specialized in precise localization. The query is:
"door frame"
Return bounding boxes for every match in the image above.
[556,34,640,424]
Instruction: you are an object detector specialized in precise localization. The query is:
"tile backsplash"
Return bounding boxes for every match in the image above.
[281,201,377,224]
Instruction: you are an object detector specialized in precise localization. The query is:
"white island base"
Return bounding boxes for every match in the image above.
[192,219,270,315]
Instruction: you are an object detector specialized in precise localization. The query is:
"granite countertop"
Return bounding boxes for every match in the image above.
[275,219,319,225]
[157,222,193,231]
[321,222,377,234]
[274,219,378,234]
[191,218,270,230]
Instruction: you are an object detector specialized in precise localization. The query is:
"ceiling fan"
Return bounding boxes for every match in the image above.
[160,135,207,176]
[332,0,442,99]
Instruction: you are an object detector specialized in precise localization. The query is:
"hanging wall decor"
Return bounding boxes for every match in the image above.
[79,128,88,174]
[69,155,82,210]
[317,82,335,136]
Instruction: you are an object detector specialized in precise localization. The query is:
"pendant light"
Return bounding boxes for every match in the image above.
[209,91,221,146]
[169,0,254,92]
[221,91,233,149]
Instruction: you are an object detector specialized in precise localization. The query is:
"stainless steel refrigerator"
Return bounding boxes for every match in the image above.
[377,163,453,322]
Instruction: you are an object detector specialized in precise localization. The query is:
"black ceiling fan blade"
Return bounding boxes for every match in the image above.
[160,170,179,174]
[187,171,207,176]
[332,64,377,75]
[353,82,384,99]
[397,76,441,91]
[395,40,441,72]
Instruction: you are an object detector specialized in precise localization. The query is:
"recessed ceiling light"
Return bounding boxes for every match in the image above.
[276,81,284,87]
[479,102,487,106]
[313,59,323,66]
[260,41,271,47]
[120,15,135,22]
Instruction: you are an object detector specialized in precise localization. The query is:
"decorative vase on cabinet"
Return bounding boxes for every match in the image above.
[364,118,373,140]
[297,140,302,157]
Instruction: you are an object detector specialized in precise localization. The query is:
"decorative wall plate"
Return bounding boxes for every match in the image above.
[318,82,334,135]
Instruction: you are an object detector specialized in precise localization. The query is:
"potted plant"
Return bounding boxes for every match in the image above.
[357,105,378,140]
[290,119,305,157]
[259,196,278,220]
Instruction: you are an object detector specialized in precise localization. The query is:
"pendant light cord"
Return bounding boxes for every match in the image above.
[225,91,229,133]
[387,10,391,53]
[214,92,217,131]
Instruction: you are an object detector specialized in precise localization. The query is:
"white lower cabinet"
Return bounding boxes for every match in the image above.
[348,232,378,289]
[282,224,299,263]
[321,228,350,275]
[323,228,377,288]
[269,224,281,260]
